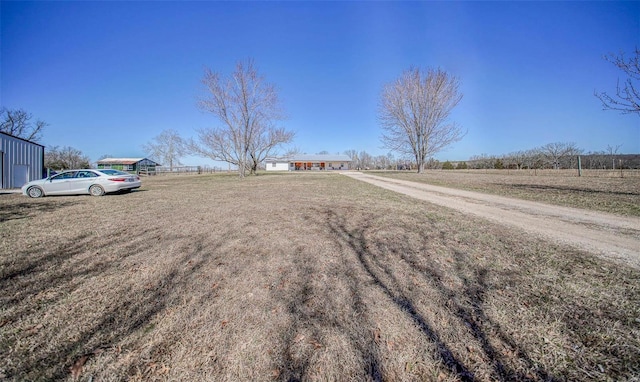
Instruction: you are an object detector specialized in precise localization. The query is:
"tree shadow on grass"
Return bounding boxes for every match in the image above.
[404,248,560,381]
[320,207,562,382]
[276,242,383,382]
[322,208,475,382]
[0,227,225,380]
[278,252,314,381]
[506,183,639,196]
[0,199,81,223]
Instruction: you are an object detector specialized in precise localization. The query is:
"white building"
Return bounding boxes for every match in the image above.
[0,132,45,189]
[265,154,352,171]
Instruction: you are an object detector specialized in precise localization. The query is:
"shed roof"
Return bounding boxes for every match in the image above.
[0,131,45,148]
[97,157,158,165]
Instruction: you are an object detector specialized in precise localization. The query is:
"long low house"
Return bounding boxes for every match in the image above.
[265,154,352,171]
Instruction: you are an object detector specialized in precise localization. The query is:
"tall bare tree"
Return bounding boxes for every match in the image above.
[595,48,640,115]
[143,129,186,171]
[0,107,48,142]
[379,67,464,173]
[190,59,293,177]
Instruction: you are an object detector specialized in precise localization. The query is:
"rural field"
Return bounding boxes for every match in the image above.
[372,169,640,217]
[1,172,639,381]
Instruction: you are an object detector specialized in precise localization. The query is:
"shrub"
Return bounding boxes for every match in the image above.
[442,161,454,170]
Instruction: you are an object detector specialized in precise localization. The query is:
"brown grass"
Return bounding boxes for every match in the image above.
[371,170,640,216]
[1,172,639,381]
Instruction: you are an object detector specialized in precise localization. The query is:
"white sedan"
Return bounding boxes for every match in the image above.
[22,169,141,198]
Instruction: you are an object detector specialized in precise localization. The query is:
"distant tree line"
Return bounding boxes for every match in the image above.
[337,142,640,172]
[45,146,91,170]
[468,142,639,170]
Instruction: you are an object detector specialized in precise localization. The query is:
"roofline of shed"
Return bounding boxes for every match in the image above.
[0,131,45,148]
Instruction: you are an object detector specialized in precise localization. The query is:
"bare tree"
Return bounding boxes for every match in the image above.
[595,48,640,115]
[503,150,529,170]
[523,148,543,170]
[386,152,395,168]
[374,154,391,169]
[379,67,464,173]
[343,149,359,167]
[539,142,582,169]
[284,146,302,157]
[359,150,375,170]
[143,129,186,171]
[607,144,622,169]
[190,59,293,177]
[584,150,607,169]
[0,107,48,142]
[45,146,91,170]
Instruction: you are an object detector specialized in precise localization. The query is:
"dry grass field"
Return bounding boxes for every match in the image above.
[372,170,640,217]
[1,172,639,381]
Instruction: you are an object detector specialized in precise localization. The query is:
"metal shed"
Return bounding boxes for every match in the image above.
[0,132,45,189]
[96,157,160,175]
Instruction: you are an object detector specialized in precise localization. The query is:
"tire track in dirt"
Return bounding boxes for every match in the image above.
[343,172,640,269]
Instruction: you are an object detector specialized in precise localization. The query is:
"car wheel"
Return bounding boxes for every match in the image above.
[89,185,105,196]
[27,186,44,198]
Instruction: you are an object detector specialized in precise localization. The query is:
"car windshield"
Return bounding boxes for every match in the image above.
[98,169,130,176]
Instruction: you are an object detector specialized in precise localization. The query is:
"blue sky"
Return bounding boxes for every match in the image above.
[1,1,638,166]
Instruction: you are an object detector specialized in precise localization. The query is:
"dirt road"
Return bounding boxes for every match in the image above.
[343,172,640,269]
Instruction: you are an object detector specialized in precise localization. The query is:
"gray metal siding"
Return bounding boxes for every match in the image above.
[0,133,44,189]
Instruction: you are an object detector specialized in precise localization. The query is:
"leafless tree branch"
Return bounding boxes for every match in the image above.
[595,48,640,115]
[0,107,48,142]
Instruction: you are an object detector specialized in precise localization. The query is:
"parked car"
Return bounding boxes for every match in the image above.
[22,169,141,198]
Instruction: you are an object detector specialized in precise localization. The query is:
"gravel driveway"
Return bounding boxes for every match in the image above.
[343,172,640,269]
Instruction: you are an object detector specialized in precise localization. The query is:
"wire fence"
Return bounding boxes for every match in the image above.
[155,166,226,175]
